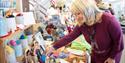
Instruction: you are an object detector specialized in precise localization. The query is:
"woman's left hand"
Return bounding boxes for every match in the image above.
[104,58,115,63]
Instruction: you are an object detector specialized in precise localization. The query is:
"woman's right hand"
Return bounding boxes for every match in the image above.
[46,46,55,56]
[104,58,115,63]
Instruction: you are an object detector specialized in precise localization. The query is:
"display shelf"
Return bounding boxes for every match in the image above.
[0,7,10,10]
[0,43,6,63]
[0,25,32,63]
[0,25,32,45]
[0,8,15,11]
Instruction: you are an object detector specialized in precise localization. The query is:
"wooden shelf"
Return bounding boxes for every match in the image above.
[0,29,20,41]
[0,25,32,45]
[0,44,6,63]
[0,25,32,63]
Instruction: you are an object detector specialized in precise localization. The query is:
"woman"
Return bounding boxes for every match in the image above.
[47,0,124,63]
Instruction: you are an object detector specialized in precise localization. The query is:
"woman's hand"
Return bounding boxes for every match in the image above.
[46,46,55,56]
[104,58,115,63]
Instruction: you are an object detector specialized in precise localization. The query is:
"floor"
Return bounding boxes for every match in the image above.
[120,34,125,63]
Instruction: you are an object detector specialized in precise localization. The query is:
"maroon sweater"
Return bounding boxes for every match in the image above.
[53,12,124,63]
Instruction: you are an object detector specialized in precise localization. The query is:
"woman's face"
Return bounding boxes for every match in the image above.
[74,12,85,26]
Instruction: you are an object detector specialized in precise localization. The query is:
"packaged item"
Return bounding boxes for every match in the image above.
[5,45,17,63]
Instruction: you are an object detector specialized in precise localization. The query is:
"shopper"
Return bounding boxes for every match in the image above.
[120,14,125,22]
[47,0,124,63]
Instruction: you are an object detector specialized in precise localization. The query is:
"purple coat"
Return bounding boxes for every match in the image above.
[53,12,124,63]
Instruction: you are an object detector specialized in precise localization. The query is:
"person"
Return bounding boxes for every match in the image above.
[45,23,60,41]
[97,2,112,14]
[47,0,124,63]
[120,14,125,22]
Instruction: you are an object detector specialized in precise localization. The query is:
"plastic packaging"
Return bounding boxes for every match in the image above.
[0,17,8,37]
[6,16,16,32]
[20,35,29,50]
[5,45,17,63]
[13,41,23,57]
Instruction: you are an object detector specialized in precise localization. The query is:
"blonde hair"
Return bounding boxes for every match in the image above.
[70,0,102,25]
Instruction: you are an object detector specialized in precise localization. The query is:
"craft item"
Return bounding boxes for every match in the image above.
[16,13,24,25]
[14,41,23,57]
[27,34,33,45]
[20,34,29,50]
[9,40,16,46]
[0,17,8,37]
[5,45,17,63]
[6,15,16,32]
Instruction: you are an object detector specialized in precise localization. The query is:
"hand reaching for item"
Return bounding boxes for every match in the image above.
[104,58,115,63]
[46,46,55,56]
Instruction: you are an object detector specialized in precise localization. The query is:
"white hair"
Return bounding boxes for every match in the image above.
[70,0,102,25]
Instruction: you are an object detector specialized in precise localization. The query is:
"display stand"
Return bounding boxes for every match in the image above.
[0,25,31,63]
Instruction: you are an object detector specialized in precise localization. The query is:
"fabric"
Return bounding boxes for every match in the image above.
[53,12,124,63]
[71,35,91,52]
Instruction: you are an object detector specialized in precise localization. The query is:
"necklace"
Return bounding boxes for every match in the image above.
[85,24,99,50]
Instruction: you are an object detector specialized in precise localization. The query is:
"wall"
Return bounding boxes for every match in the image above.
[16,0,23,12]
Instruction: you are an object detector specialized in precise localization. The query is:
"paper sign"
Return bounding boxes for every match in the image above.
[34,32,45,51]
